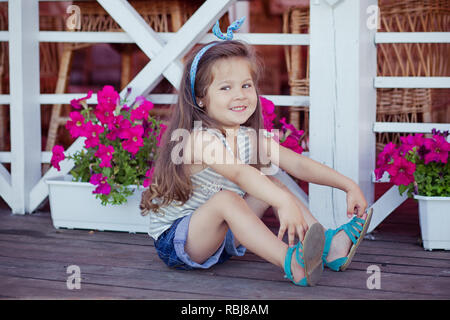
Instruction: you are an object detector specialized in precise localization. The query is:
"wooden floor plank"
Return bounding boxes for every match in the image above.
[0,255,438,300]
[1,198,449,300]
[0,275,217,300]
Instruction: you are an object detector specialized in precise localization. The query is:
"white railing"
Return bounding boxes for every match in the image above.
[1,0,448,233]
[1,0,312,213]
[368,30,450,232]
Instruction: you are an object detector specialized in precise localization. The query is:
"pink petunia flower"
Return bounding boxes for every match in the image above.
[70,90,93,109]
[387,156,416,186]
[143,167,155,188]
[50,145,65,171]
[376,142,397,167]
[279,117,304,140]
[399,133,424,155]
[281,135,303,154]
[156,123,167,147]
[375,142,399,180]
[260,97,277,131]
[65,111,86,138]
[424,135,450,164]
[89,173,111,195]
[106,115,131,141]
[119,125,144,155]
[94,102,116,127]
[130,97,154,122]
[95,144,115,168]
[97,85,119,110]
[82,121,104,149]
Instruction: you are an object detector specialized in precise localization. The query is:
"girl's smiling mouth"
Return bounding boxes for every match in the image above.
[229,105,247,112]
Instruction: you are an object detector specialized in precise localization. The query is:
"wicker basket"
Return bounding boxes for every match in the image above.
[283,0,450,154]
[283,7,310,150]
[376,0,450,152]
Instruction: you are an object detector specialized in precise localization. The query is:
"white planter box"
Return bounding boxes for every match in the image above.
[414,195,450,251]
[46,176,149,233]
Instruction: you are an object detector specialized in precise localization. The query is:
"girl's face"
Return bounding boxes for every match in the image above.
[202,57,257,131]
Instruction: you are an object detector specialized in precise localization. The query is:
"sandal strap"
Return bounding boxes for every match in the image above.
[283,245,296,281]
[295,242,305,268]
[337,217,364,245]
[284,242,307,285]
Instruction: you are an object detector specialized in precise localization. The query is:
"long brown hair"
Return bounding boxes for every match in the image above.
[140,40,265,215]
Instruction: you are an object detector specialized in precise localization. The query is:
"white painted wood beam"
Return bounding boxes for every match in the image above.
[309,0,377,229]
[26,93,309,107]
[375,32,450,44]
[96,0,183,92]
[8,0,41,214]
[38,31,309,46]
[0,31,8,41]
[368,186,408,233]
[0,163,13,209]
[373,122,450,133]
[375,77,450,89]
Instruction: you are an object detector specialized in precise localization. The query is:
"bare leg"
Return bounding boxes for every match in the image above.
[185,190,306,282]
[245,176,319,228]
[244,176,354,264]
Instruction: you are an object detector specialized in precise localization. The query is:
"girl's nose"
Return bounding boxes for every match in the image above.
[234,87,246,100]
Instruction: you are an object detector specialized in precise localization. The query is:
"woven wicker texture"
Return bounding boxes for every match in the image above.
[376,0,450,151]
[282,0,450,153]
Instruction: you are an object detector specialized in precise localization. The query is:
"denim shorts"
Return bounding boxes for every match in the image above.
[154,213,246,270]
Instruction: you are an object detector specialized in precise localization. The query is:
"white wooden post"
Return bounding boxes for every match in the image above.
[96,0,184,92]
[309,0,377,229]
[8,0,41,214]
[228,1,250,33]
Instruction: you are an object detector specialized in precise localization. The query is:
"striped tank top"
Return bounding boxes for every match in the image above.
[148,126,253,240]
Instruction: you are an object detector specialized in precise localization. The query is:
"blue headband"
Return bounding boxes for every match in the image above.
[190,17,246,108]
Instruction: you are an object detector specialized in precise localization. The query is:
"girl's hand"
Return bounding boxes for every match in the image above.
[276,196,309,246]
[346,184,368,219]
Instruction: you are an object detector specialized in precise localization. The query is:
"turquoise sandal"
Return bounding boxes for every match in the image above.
[322,208,373,271]
[284,223,325,286]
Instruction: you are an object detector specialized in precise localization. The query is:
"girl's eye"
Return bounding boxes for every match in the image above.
[220,86,230,91]
[243,83,252,89]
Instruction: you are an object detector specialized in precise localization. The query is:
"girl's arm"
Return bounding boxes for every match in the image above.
[266,135,368,218]
[190,131,309,244]
[191,131,289,208]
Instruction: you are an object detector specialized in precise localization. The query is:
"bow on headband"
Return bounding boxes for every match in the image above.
[190,17,246,108]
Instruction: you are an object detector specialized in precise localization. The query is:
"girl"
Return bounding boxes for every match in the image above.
[140,20,372,287]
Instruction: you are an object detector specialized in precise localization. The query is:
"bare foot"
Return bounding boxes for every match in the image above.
[324,215,367,264]
[324,229,352,263]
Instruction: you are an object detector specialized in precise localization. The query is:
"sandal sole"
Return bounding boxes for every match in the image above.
[302,222,325,286]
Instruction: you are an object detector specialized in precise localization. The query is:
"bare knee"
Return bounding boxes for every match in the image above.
[210,190,248,218]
